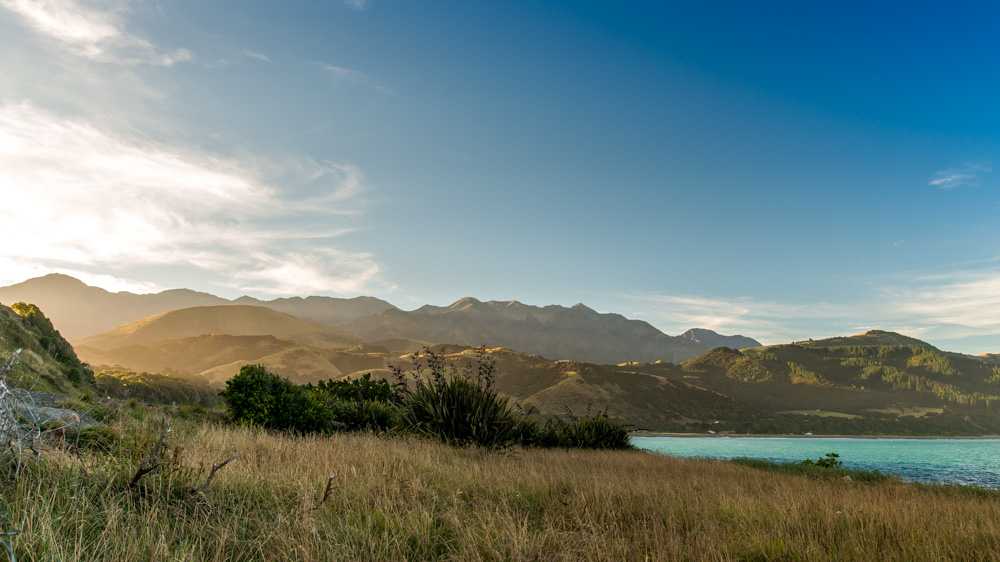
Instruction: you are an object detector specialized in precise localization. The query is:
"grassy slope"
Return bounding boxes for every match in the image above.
[0,302,90,392]
[671,342,1000,413]
[4,408,1000,561]
[74,305,365,351]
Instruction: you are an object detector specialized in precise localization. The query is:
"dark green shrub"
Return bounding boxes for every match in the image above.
[400,376,520,448]
[559,416,633,450]
[220,364,332,433]
[526,409,634,450]
[395,348,521,448]
[510,417,543,446]
[801,452,844,469]
[308,373,403,404]
[331,399,399,433]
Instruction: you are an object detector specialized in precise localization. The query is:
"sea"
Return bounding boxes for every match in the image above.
[632,436,1000,488]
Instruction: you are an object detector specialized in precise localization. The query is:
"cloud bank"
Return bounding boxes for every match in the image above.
[0,101,387,296]
[0,0,192,65]
[625,263,1000,351]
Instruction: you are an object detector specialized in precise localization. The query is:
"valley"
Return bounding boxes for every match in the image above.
[4,274,999,435]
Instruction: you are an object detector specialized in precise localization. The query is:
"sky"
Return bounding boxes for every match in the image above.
[1,0,999,353]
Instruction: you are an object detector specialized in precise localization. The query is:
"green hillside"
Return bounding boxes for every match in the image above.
[791,330,939,350]
[616,332,1000,433]
[676,340,1000,411]
[0,301,93,391]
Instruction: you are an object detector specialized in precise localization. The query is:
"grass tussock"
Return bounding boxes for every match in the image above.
[2,407,1000,561]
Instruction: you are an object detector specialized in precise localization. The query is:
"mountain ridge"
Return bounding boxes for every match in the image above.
[2,275,758,364]
[334,297,722,364]
[0,274,394,340]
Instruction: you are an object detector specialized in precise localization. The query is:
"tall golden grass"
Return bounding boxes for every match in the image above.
[4,408,1000,561]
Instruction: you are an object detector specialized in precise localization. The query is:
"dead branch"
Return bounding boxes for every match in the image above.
[311,471,340,511]
[0,511,19,562]
[198,454,239,494]
[129,418,170,489]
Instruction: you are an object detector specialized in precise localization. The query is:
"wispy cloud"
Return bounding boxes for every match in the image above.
[344,0,371,11]
[887,270,1000,337]
[0,100,389,296]
[316,62,390,93]
[317,63,371,84]
[621,292,852,344]
[0,0,192,65]
[622,262,1000,351]
[929,162,992,189]
[235,47,269,62]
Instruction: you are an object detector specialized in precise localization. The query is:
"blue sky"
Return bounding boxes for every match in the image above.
[1,0,999,352]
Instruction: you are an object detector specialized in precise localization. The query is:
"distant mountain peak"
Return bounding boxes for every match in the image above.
[570,302,596,313]
[679,328,761,350]
[449,297,482,309]
[12,272,90,289]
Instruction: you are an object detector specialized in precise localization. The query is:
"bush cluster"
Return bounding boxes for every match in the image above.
[220,348,633,450]
[220,364,333,433]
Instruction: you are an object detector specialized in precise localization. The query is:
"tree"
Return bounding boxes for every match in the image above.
[220,364,332,433]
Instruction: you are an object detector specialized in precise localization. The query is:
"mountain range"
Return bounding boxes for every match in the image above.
[0,274,759,365]
[0,274,395,341]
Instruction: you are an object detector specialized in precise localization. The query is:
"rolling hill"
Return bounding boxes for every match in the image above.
[77,334,387,386]
[74,305,366,351]
[617,330,1000,430]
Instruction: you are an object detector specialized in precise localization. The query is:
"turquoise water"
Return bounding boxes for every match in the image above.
[632,436,1000,488]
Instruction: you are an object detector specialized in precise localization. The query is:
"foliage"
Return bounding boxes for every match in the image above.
[557,416,632,449]
[95,369,222,407]
[306,372,403,404]
[0,302,93,387]
[395,348,521,448]
[729,456,898,484]
[329,399,398,433]
[218,350,634,448]
[220,364,332,433]
[525,408,634,450]
[802,452,844,469]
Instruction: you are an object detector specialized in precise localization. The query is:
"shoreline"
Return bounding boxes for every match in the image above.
[631,432,1000,439]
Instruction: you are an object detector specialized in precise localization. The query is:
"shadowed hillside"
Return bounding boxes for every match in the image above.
[336,298,715,364]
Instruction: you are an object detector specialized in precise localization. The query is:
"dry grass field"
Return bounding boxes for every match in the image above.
[4,406,1000,561]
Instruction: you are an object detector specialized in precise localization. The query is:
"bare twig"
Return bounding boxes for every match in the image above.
[198,455,238,495]
[0,349,40,476]
[311,471,340,511]
[129,418,170,489]
[0,512,19,562]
